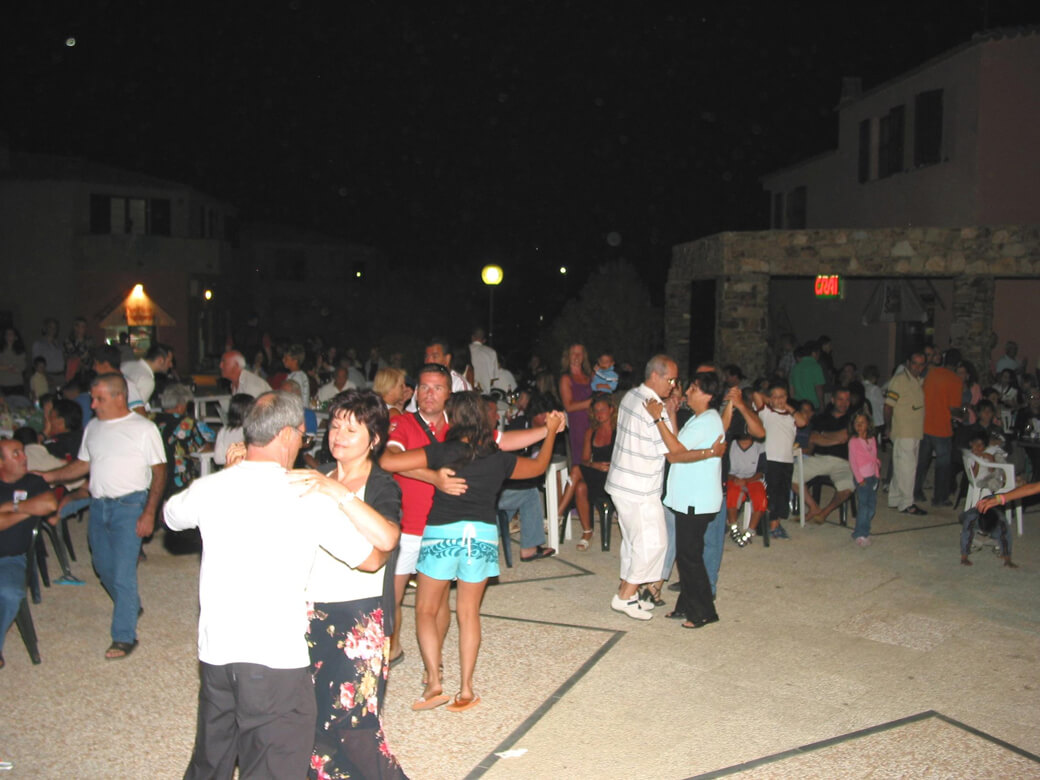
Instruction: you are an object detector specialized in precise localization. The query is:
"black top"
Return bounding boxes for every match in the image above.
[590,430,616,462]
[426,440,518,526]
[0,474,50,558]
[810,408,851,459]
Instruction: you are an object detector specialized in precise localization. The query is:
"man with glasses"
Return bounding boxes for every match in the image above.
[605,354,681,620]
[885,352,928,515]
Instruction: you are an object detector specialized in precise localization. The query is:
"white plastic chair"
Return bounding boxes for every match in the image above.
[544,454,572,545]
[962,450,1023,536]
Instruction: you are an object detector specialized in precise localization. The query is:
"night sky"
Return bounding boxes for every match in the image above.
[4,2,1037,312]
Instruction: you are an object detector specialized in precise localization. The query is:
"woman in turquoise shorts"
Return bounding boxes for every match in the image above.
[383,391,564,712]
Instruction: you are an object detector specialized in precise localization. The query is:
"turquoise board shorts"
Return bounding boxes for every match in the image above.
[416,520,500,583]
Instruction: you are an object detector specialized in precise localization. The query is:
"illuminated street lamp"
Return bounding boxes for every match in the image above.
[481,264,503,343]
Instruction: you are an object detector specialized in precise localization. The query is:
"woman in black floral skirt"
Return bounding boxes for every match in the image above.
[291,389,407,779]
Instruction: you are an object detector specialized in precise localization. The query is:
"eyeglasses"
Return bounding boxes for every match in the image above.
[666,376,679,386]
[290,428,315,448]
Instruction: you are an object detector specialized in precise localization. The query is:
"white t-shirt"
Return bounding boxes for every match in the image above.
[759,406,797,464]
[284,369,310,398]
[78,412,166,497]
[729,440,765,479]
[121,360,155,408]
[469,341,499,392]
[317,379,355,403]
[164,460,373,669]
[235,369,272,398]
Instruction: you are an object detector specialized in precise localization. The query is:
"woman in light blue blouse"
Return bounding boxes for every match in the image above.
[646,371,725,629]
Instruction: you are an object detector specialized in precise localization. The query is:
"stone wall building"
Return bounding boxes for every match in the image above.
[667,225,1040,380]
[668,29,1040,381]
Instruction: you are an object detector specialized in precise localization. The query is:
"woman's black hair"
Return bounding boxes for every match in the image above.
[691,370,722,410]
[327,388,390,459]
[226,393,255,429]
[444,390,498,465]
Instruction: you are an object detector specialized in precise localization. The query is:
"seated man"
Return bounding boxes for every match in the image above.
[150,384,215,495]
[316,364,356,404]
[219,350,272,398]
[794,387,855,524]
[497,394,555,561]
[0,438,59,668]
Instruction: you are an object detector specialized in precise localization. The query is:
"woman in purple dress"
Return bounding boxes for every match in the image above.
[558,343,593,463]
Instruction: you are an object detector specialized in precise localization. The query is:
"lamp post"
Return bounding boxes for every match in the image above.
[480,264,503,343]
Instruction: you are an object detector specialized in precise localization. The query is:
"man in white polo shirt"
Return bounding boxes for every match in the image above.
[38,373,166,658]
[165,391,379,779]
[605,354,680,620]
[219,350,272,398]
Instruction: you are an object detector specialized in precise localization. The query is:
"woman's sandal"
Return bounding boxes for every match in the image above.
[576,529,594,551]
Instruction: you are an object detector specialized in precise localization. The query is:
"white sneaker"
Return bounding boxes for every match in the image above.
[611,594,653,620]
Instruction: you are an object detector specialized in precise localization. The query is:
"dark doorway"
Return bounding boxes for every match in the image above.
[688,280,716,371]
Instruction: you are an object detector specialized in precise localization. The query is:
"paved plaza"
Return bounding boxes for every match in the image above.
[4,494,1039,778]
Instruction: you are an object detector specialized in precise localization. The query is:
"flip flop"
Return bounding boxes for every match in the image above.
[389,651,405,669]
[446,693,481,712]
[104,640,139,660]
[411,692,451,711]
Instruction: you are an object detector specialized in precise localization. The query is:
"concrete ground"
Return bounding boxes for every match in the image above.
[3,492,1039,779]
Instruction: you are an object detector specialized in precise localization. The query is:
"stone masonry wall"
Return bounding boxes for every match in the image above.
[668,224,1040,378]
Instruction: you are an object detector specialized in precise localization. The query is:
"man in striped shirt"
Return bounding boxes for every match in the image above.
[605,355,679,620]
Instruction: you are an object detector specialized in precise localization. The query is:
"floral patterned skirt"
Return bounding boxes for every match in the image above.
[307,596,408,780]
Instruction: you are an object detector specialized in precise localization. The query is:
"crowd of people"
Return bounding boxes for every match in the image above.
[1,314,1035,776]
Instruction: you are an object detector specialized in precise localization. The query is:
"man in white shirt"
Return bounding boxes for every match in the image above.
[121,343,174,411]
[468,327,499,392]
[219,350,272,398]
[605,355,680,620]
[165,391,379,779]
[93,345,146,412]
[38,373,166,658]
[316,365,356,403]
[995,340,1025,376]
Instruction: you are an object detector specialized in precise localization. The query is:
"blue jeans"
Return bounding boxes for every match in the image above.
[0,555,27,655]
[498,488,545,549]
[88,492,147,643]
[703,503,727,596]
[853,477,878,539]
[60,497,91,519]
[661,506,676,581]
[914,434,952,504]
